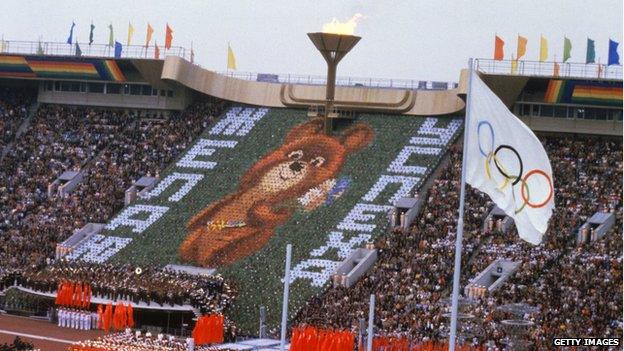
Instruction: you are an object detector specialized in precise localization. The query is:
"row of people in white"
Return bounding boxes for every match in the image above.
[57,307,99,330]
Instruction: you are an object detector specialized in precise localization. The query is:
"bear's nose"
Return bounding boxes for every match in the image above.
[289,161,304,172]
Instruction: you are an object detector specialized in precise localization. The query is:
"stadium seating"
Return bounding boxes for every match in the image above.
[0,87,34,153]
[294,136,623,348]
[0,98,227,270]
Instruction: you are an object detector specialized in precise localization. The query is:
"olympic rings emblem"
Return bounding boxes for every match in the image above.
[477,120,553,213]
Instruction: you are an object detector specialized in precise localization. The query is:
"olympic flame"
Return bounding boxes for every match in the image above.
[322,13,364,35]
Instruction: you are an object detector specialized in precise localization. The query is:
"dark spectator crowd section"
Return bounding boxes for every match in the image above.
[0,88,35,152]
[295,136,622,349]
[0,98,227,272]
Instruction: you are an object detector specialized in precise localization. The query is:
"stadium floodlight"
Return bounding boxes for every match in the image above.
[307,32,361,134]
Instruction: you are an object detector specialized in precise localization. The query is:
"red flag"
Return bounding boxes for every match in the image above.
[75,283,83,308]
[70,282,77,307]
[217,314,224,343]
[86,284,91,307]
[494,35,505,60]
[127,304,135,328]
[165,24,173,49]
[154,42,160,59]
[97,304,104,330]
[103,303,112,331]
[55,282,62,305]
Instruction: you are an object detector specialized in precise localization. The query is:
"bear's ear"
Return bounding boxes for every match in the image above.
[340,123,374,152]
[285,118,324,143]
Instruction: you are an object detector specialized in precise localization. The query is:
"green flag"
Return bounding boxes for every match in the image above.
[563,37,572,62]
[586,38,595,63]
[89,23,95,45]
[108,24,114,47]
[36,41,44,55]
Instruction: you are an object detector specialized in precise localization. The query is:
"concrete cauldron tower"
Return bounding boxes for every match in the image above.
[307,32,361,134]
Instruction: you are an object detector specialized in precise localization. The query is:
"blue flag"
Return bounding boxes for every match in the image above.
[75,43,82,57]
[608,39,620,66]
[66,22,75,44]
[114,41,122,58]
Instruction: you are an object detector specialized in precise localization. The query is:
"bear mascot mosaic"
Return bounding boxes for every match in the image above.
[179,118,373,267]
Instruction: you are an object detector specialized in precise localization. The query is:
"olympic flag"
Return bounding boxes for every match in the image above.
[465,72,554,244]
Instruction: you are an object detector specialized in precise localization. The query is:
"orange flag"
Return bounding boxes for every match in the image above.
[494,35,505,60]
[554,62,560,77]
[154,42,160,59]
[517,35,527,59]
[145,23,154,48]
[165,24,173,49]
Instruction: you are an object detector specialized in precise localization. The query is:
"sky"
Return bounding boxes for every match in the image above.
[2,0,622,82]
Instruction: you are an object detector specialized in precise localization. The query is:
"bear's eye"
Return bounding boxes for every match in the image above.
[310,156,325,167]
[288,150,303,160]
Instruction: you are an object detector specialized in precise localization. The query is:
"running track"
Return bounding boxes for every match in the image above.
[0,314,105,351]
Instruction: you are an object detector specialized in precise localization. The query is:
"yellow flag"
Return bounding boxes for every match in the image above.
[227,43,237,70]
[511,55,518,74]
[127,22,135,46]
[539,36,548,62]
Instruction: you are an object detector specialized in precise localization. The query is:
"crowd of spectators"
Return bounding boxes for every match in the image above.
[295,136,622,349]
[0,97,226,270]
[470,137,623,348]
[0,87,34,153]
[0,96,231,338]
[0,104,132,268]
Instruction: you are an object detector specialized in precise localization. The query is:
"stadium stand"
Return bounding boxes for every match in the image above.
[293,135,623,349]
[0,87,35,154]
[0,38,621,350]
[0,98,227,270]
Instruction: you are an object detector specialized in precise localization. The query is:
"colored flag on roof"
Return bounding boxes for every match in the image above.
[517,35,527,59]
[608,39,620,65]
[67,22,76,44]
[539,36,548,62]
[494,35,504,60]
[165,24,173,49]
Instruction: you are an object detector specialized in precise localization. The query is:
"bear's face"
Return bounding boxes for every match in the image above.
[249,119,373,197]
[258,137,344,194]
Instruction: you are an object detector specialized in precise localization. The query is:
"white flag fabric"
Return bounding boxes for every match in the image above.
[466,72,554,244]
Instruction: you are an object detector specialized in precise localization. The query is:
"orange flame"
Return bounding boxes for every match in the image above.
[322,13,364,35]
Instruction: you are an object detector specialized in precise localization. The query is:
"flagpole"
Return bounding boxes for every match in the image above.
[448,57,474,351]
[279,244,292,351]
